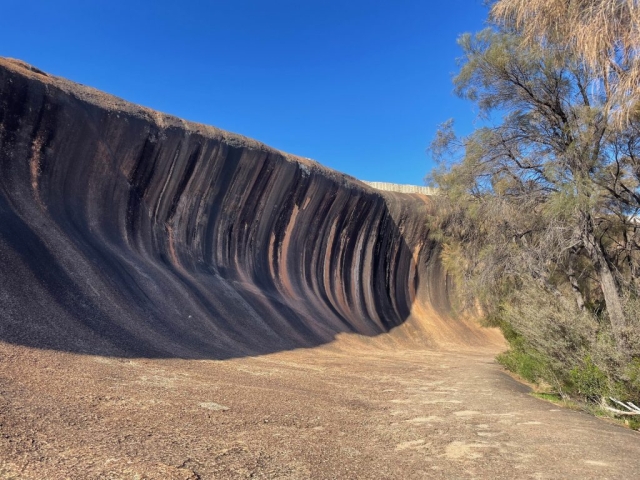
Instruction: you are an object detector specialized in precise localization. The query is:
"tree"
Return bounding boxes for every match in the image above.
[430,27,640,351]
[491,0,640,123]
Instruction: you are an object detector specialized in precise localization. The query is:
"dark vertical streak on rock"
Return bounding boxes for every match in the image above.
[127,138,159,241]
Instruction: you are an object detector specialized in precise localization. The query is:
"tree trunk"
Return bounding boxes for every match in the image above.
[598,260,627,339]
[581,224,627,349]
[567,266,586,311]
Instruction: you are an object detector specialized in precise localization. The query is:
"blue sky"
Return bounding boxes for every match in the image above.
[1,0,488,185]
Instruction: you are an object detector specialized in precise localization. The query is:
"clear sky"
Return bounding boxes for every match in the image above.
[1,0,488,185]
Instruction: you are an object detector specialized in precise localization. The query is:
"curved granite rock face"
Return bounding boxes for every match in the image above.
[0,58,495,359]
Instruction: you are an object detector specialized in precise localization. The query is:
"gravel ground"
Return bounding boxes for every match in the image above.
[1,337,639,480]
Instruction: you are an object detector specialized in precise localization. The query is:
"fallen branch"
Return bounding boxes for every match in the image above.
[601,397,640,415]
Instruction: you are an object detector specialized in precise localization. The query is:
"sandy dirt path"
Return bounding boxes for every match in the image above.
[0,338,639,479]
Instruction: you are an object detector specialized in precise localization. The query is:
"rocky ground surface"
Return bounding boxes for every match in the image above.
[1,337,639,480]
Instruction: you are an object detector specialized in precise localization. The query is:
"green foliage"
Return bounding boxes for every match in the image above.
[427,7,640,421]
[497,347,548,384]
[568,356,610,401]
[490,287,640,413]
[428,24,640,348]
[623,358,640,399]
[494,309,557,385]
[626,416,640,431]
[532,392,563,402]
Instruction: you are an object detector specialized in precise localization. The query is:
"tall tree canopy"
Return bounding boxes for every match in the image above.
[491,0,640,122]
[430,10,640,402]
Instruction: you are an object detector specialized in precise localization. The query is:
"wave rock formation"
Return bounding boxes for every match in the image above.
[0,58,499,359]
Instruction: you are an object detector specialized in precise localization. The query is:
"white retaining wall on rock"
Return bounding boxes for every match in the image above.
[362,182,438,196]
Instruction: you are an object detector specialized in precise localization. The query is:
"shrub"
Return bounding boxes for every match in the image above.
[568,356,610,401]
[497,347,548,384]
